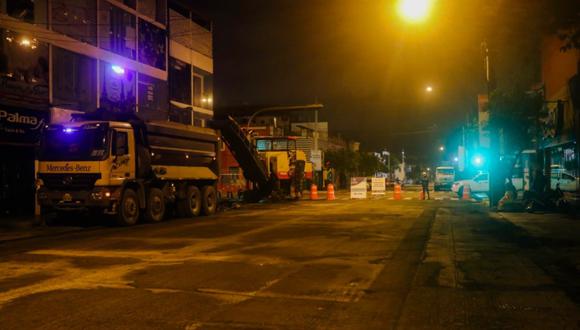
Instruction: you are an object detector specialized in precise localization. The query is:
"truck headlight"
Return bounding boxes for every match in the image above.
[91,189,111,200]
[91,192,103,200]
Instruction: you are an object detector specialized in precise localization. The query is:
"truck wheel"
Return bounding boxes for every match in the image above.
[202,185,217,216]
[145,188,165,222]
[117,188,140,226]
[178,185,201,217]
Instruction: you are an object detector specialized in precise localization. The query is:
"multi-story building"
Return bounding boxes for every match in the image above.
[0,0,213,218]
[539,34,579,192]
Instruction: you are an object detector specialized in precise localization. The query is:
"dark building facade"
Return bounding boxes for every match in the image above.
[539,35,580,194]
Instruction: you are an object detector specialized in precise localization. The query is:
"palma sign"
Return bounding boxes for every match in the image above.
[0,107,48,145]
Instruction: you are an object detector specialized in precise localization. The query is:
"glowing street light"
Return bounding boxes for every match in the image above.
[439,145,445,151]
[425,85,433,93]
[397,0,434,23]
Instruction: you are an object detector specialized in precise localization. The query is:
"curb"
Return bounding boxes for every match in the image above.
[0,216,43,230]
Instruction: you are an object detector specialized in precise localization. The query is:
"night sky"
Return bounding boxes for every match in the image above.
[196,0,546,157]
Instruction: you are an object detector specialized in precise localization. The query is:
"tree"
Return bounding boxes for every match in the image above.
[358,152,385,177]
[487,88,543,205]
[325,149,385,182]
[325,149,358,189]
[539,0,580,51]
[488,88,542,157]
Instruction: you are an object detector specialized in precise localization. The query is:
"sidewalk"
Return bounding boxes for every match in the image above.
[0,216,84,243]
[493,211,580,245]
[0,216,42,230]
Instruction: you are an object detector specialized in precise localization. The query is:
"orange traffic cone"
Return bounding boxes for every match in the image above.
[462,184,471,200]
[310,184,319,200]
[394,184,402,200]
[327,183,336,200]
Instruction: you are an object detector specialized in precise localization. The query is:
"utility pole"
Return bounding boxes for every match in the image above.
[482,40,500,207]
[401,149,406,182]
[382,149,391,181]
[314,109,318,151]
[388,152,391,180]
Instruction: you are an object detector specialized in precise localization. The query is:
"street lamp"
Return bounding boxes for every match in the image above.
[439,145,444,151]
[382,150,391,180]
[397,0,434,23]
[425,85,433,93]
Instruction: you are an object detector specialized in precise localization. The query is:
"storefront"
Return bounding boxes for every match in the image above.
[0,106,49,218]
[544,140,579,192]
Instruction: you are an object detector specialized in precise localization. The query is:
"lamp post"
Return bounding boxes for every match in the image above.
[382,150,391,180]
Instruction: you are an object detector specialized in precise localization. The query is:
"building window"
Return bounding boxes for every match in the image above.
[193,117,204,127]
[1,0,47,25]
[138,73,167,119]
[98,0,136,60]
[169,57,191,104]
[193,75,202,107]
[0,29,49,107]
[138,0,166,24]
[203,73,213,108]
[193,68,213,109]
[138,19,166,70]
[99,61,136,112]
[169,104,192,125]
[51,0,97,45]
[53,47,97,112]
[168,6,212,58]
[193,112,209,128]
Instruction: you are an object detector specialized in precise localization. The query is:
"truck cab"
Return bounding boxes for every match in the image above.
[37,121,137,216]
[434,166,455,191]
[254,136,310,196]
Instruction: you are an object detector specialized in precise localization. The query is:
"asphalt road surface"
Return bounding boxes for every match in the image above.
[1,193,580,329]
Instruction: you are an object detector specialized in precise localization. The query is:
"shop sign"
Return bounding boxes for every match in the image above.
[0,107,48,145]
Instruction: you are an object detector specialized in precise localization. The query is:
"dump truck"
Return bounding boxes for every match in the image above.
[37,110,226,225]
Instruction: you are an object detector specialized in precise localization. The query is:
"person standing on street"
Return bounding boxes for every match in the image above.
[421,172,430,200]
